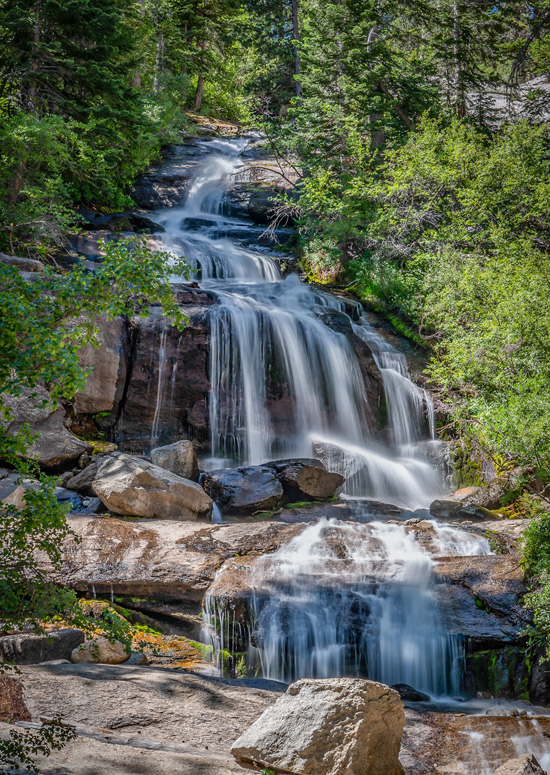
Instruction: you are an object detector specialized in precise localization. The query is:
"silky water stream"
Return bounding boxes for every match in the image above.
[153,137,549,772]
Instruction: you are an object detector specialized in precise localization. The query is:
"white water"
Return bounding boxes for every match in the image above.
[203,518,491,695]
[156,137,442,507]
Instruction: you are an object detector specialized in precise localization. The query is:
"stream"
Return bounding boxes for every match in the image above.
[152,136,550,773]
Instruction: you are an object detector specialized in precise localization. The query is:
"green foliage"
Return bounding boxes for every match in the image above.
[0,238,189,632]
[519,513,550,661]
[0,718,77,774]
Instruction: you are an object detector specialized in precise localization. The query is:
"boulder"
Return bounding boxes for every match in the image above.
[269,458,344,502]
[71,637,130,665]
[2,386,92,469]
[92,453,213,520]
[0,629,85,664]
[0,252,44,272]
[429,498,496,522]
[391,683,430,702]
[247,186,278,224]
[151,440,199,481]
[493,755,546,775]
[65,456,107,496]
[231,678,405,775]
[201,466,283,515]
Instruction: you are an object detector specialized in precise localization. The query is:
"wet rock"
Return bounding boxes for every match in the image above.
[151,439,199,481]
[130,144,208,209]
[493,754,546,775]
[435,554,529,643]
[54,486,84,512]
[0,629,85,664]
[247,185,279,224]
[92,453,213,520]
[231,677,405,775]
[79,211,165,234]
[74,316,128,415]
[0,252,44,272]
[268,458,345,502]
[71,637,130,665]
[2,386,92,469]
[201,466,283,515]
[391,683,430,702]
[429,498,496,522]
[46,516,302,602]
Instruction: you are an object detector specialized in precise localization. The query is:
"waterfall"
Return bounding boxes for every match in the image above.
[154,137,494,700]
[157,138,445,506]
[203,518,491,696]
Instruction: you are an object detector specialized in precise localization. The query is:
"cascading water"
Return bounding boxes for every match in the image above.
[154,138,530,740]
[158,137,443,506]
[203,518,491,696]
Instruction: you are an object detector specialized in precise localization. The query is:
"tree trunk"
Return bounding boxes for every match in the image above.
[28,0,41,109]
[153,29,165,92]
[292,0,301,98]
[453,0,467,118]
[193,40,206,111]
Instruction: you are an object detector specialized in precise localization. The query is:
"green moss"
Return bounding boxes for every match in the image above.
[465,646,531,699]
[285,501,312,509]
[188,640,214,661]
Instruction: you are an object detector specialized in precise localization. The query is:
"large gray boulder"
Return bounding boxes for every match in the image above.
[0,629,85,664]
[494,755,546,774]
[0,252,44,272]
[151,440,199,481]
[270,458,345,502]
[201,466,283,515]
[2,386,91,469]
[92,453,212,520]
[231,678,405,775]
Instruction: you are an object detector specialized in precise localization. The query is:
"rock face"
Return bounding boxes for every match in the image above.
[3,386,92,469]
[0,629,85,664]
[47,516,303,603]
[493,755,546,775]
[202,459,345,515]
[74,317,128,415]
[151,440,199,481]
[71,638,130,665]
[92,453,213,520]
[231,678,405,775]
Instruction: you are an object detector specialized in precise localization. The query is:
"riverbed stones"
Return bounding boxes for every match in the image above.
[71,638,130,665]
[151,440,199,481]
[493,754,546,775]
[92,453,212,520]
[231,677,405,775]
